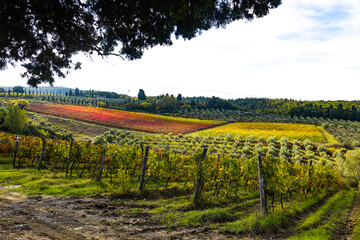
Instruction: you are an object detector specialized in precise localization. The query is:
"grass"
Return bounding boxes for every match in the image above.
[145,190,260,227]
[196,122,331,143]
[0,157,111,197]
[297,190,351,230]
[316,126,338,144]
[288,190,355,240]
[221,193,327,233]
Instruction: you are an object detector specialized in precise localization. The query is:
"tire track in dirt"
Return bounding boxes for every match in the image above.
[0,189,232,239]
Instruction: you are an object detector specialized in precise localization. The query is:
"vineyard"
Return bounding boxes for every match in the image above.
[28,104,225,134]
[195,122,329,143]
[0,127,355,238]
[0,130,344,205]
[1,98,360,239]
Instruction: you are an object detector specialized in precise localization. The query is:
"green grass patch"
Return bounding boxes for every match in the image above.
[221,193,326,233]
[148,191,259,227]
[289,190,355,240]
[0,160,111,197]
[297,190,353,230]
[182,208,233,226]
[288,228,331,240]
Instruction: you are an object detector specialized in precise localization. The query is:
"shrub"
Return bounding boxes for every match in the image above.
[106,134,113,143]
[3,104,28,133]
[343,149,360,184]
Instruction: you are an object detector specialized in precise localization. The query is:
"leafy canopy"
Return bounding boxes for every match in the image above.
[3,103,28,133]
[1,0,281,86]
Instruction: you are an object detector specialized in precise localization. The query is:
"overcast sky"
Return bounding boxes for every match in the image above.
[1,0,360,101]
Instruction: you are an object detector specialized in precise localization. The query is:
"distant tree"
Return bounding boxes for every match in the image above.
[92,91,120,99]
[176,94,183,101]
[97,101,105,108]
[141,102,156,111]
[14,99,29,110]
[207,96,238,110]
[13,86,24,93]
[138,89,147,101]
[69,90,73,96]
[75,88,80,96]
[156,94,177,112]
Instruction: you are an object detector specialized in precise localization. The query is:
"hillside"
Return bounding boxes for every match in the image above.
[0,95,360,239]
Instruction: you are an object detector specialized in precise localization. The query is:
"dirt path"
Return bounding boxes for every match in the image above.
[0,188,231,240]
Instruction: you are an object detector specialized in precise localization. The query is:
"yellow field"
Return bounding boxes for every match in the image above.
[196,122,337,143]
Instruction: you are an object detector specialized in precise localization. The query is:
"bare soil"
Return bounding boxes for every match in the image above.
[0,189,232,240]
[45,115,110,137]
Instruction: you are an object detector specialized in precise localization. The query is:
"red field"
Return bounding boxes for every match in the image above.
[28,105,224,134]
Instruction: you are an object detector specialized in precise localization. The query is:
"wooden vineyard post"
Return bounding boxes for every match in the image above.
[307,159,313,196]
[13,136,19,168]
[139,146,150,193]
[65,138,74,178]
[96,148,107,182]
[37,138,46,170]
[193,148,208,206]
[257,153,267,215]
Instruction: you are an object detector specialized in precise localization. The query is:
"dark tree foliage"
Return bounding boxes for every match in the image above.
[207,96,238,110]
[13,86,25,93]
[176,93,183,101]
[1,0,281,86]
[88,91,121,99]
[138,89,146,101]
[288,104,360,121]
[74,87,80,96]
[230,98,360,121]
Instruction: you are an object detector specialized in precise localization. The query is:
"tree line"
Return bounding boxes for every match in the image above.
[3,86,360,121]
[229,98,360,121]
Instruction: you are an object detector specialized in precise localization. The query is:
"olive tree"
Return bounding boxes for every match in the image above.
[343,150,360,184]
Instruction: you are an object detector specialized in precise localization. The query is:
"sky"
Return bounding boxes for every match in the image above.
[1,0,360,101]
